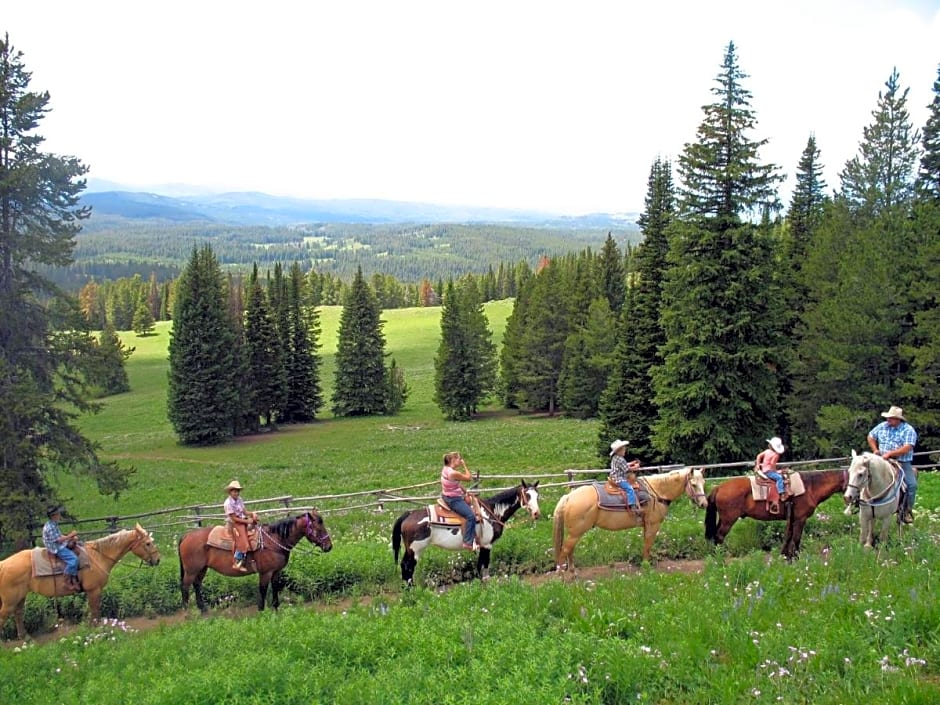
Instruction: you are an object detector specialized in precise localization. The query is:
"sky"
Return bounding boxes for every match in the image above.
[5,1,940,215]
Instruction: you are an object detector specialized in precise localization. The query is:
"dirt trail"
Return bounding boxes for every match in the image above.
[4,558,707,647]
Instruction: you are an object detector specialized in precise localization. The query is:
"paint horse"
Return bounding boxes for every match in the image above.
[553,467,707,572]
[0,524,161,639]
[179,510,332,613]
[392,481,541,586]
[843,450,904,548]
[705,468,847,559]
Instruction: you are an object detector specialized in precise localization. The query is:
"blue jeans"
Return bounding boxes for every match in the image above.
[764,471,785,494]
[55,546,79,576]
[899,460,917,512]
[617,481,639,508]
[443,495,476,545]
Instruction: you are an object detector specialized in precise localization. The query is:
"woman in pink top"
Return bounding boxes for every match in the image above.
[755,437,787,499]
[440,451,478,550]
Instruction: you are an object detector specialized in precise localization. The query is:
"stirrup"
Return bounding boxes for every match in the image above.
[768,501,780,515]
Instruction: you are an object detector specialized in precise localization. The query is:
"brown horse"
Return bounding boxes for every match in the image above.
[178,510,332,613]
[704,468,847,559]
[0,524,161,639]
[552,467,707,572]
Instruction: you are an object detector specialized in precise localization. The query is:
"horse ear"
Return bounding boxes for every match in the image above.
[533,480,539,488]
[852,449,858,459]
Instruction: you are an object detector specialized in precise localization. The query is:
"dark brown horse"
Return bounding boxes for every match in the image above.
[178,510,332,613]
[704,469,847,559]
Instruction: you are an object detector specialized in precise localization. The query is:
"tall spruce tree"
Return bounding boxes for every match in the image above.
[282,262,322,423]
[433,276,497,420]
[558,297,616,419]
[598,158,674,460]
[167,245,238,444]
[244,264,287,428]
[598,234,625,314]
[332,266,388,416]
[0,35,132,540]
[652,42,785,463]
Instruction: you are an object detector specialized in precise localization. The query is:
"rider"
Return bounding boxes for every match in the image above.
[440,451,479,551]
[224,480,258,571]
[755,437,787,501]
[609,439,643,514]
[867,405,918,524]
[42,505,81,589]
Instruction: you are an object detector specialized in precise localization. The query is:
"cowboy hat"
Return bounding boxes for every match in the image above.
[226,480,243,491]
[767,437,785,454]
[609,439,629,456]
[46,505,65,517]
[880,405,905,421]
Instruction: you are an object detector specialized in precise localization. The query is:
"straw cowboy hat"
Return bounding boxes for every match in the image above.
[226,480,243,491]
[767,437,785,454]
[609,439,630,456]
[880,405,905,421]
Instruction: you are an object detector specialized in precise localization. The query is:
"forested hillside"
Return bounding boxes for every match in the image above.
[43,218,639,291]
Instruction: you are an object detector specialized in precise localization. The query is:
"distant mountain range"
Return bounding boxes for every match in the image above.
[81,181,640,229]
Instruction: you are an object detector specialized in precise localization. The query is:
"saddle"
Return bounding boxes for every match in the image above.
[750,471,805,514]
[206,525,261,551]
[430,495,483,526]
[31,546,92,578]
[593,481,648,512]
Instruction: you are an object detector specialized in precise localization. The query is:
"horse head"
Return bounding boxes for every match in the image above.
[130,523,161,566]
[844,450,870,506]
[520,480,542,520]
[686,467,708,509]
[303,510,333,553]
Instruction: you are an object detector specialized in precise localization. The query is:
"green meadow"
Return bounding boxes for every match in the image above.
[2,301,938,703]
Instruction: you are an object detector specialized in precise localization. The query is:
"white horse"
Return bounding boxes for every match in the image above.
[843,450,903,548]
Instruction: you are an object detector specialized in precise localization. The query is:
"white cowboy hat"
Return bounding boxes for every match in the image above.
[767,437,785,454]
[226,480,243,491]
[880,405,905,421]
[609,439,629,456]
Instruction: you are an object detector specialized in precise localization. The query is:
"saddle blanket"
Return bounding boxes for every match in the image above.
[749,472,805,501]
[592,481,647,511]
[31,547,92,578]
[206,525,260,551]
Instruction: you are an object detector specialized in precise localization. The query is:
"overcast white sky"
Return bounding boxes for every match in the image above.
[5,1,940,214]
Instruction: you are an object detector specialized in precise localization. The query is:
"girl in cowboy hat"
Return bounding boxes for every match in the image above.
[224,480,258,570]
[755,437,788,505]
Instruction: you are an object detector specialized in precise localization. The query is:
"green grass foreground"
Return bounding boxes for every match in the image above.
[2,302,939,702]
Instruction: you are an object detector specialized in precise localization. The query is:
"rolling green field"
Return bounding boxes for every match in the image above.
[2,301,938,703]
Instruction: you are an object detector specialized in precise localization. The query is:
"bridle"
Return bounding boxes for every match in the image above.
[93,528,160,568]
[685,469,707,505]
[262,512,331,555]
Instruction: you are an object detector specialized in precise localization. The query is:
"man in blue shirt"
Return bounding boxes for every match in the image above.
[867,405,918,524]
[42,505,81,588]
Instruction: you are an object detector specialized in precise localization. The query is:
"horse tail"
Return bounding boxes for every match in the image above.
[392,512,407,563]
[704,488,719,541]
[177,537,184,590]
[552,494,569,565]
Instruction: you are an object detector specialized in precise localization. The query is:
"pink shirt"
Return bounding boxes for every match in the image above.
[224,495,247,519]
[756,449,780,472]
[441,466,464,497]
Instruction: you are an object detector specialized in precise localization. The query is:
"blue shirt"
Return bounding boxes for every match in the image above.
[868,421,917,462]
[42,520,63,554]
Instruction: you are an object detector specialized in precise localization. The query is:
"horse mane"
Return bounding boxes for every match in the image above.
[266,515,300,541]
[87,528,131,552]
[483,484,521,508]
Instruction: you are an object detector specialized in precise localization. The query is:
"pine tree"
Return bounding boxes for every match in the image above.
[433,277,497,420]
[244,264,287,428]
[558,297,616,419]
[283,262,322,422]
[87,323,134,396]
[0,35,132,538]
[167,245,238,444]
[652,42,785,463]
[332,266,388,416]
[597,234,625,314]
[917,65,940,200]
[598,158,674,461]
[132,293,155,335]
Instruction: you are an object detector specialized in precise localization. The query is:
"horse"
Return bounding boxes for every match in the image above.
[0,523,161,640]
[178,510,332,613]
[552,467,707,572]
[392,481,541,586]
[843,450,903,548]
[704,468,847,559]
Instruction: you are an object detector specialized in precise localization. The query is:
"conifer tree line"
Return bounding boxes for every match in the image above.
[501,43,940,464]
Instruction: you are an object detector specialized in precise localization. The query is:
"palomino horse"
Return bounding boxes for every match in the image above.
[0,524,161,639]
[843,450,903,548]
[552,467,707,572]
[705,468,847,559]
[392,481,541,586]
[178,510,332,613]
